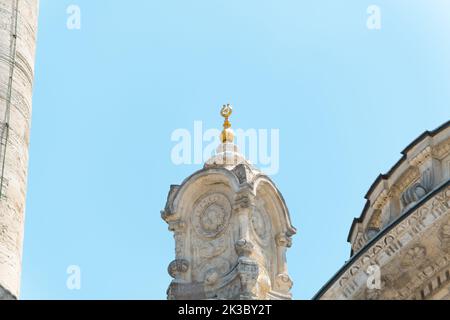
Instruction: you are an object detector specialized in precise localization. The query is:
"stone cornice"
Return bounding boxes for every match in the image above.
[348,121,450,245]
[316,182,450,300]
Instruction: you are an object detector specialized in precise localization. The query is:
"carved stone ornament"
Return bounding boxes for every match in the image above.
[401,245,427,267]
[168,259,189,279]
[401,168,434,208]
[192,193,232,239]
[238,257,259,299]
[232,164,255,185]
[251,206,270,246]
[275,274,293,292]
[276,233,293,248]
[439,221,450,251]
[235,239,255,257]
[199,257,231,284]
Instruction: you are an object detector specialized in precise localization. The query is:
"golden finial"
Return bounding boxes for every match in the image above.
[220,104,234,143]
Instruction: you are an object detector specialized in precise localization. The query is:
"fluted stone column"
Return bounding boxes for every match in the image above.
[0,0,39,300]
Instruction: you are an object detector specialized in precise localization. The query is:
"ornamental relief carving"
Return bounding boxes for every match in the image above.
[250,203,271,247]
[432,139,450,160]
[214,277,241,299]
[439,221,450,252]
[196,236,229,259]
[192,193,232,239]
[324,185,450,299]
[401,245,427,268]
[198,257,232,284]
[168,259,189,279]
[401,168,434,209]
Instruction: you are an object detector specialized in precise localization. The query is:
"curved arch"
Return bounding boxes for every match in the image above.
[253,176,296,236]
[169,167,241,214]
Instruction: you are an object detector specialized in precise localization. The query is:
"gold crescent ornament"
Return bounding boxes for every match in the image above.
[220,104,234,143]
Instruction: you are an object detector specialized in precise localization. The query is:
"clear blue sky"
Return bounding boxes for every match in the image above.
[21,0,450,299]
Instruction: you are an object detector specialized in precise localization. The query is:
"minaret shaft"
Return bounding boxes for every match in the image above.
[0,0,39,299]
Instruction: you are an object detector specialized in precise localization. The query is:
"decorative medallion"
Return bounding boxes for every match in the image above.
[192,193,232,238]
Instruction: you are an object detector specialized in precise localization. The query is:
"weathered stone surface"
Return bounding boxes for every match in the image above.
[317,122,450,300]
[163,142,296,300]
[0,0,38,299]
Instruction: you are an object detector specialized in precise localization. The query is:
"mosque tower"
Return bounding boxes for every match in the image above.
[0,0,39,299]
[162,105,296,299]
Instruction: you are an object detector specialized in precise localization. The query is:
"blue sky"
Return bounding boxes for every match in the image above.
[21,0,450,299]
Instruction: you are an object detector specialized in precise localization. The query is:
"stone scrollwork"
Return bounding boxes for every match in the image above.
[276,233,293,248]
[319,185,450,300]
[168,259,189,279]
[192,193,232,239]
[275,273,293,292]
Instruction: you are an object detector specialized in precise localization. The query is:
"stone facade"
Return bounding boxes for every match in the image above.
[316,121,450,300]
[0,0,39,300]
[162,138,296,300]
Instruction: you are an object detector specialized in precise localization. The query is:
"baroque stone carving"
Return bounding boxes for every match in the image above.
[317,184,450,300]
[401,246,427,267]
[251,206,270,246]
[439,221,450,251]
[232,163,255,185]
[163,124,296,299]
[235,239,255,257]
[192,193,231,239]
[276,233,293,248]
[401,168,434,208]
[237,257,259,299]
[196,236,228,258]
[199,257,231,284]
[168,259,189,279]
[275,274,293,292]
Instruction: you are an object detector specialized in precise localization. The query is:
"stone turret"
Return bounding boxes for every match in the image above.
[162,104,296,300]
[0,0,39,299]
